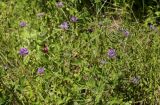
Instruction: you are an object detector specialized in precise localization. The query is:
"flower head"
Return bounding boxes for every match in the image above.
[124,30,129,37]
[19,21,27,27]
[148,23,155,30]
[108,49,116,58]
[37,67,45,74]
[19,48,29,56]
[70,16,78,22]
[56,2,64,8]
[60,22,69,30]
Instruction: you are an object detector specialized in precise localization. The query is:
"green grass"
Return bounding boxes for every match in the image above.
[0,0,160,105]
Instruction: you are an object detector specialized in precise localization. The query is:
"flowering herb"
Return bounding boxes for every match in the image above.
[37,67,45,74]
[19,21,27,27]
[124,30,129,37]
[108,49,116,58]
[70,16,78,22]
[60,22,69,30]
[148,23,155,30]
[56,2,64,8]
[19,48,29,56]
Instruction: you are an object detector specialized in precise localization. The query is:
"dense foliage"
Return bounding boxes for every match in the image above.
[76,0,160,22]
[0,0,160,105]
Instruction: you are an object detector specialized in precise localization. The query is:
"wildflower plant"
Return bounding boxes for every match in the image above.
[124,30,129,37]
[56,1,64,8]
[70,16,78,22]
[108,49,116,58]
[1,0,160,105]
[37,67,45,74]
[19,21,27,27]
[19,48,29,56]
[60,22,69,30]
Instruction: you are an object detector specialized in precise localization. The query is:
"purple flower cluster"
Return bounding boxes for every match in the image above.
[56,2,79,30]
[70,16,78,22]
[108,49,116,58]
[60,22,69,30]
[148,23,155,30]
[19,48,29,56]
[19,47,45,75]
[124,30,129,37]
[19,21,27,27]
[37,67,45,74]
[56,2,64,8]
[17,2,80,76]
[60,16,78,30]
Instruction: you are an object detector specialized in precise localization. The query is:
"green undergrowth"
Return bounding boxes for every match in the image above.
[0,0,160,105]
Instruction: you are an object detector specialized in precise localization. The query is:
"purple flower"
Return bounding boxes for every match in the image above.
[37,67,45,74]
[56,2,64,8]
[19,21,27,27]
[148,23,155,30]
[108,49,116,58]
[124,30,129,37]
[19,48,29,56]
[149,24,155,30]
[70,16,78,22]
[60,22,69,30]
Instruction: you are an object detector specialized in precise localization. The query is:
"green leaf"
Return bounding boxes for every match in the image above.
[95,0,101,3]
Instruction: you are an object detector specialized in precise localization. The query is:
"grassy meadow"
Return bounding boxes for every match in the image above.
[0,0,160,105]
